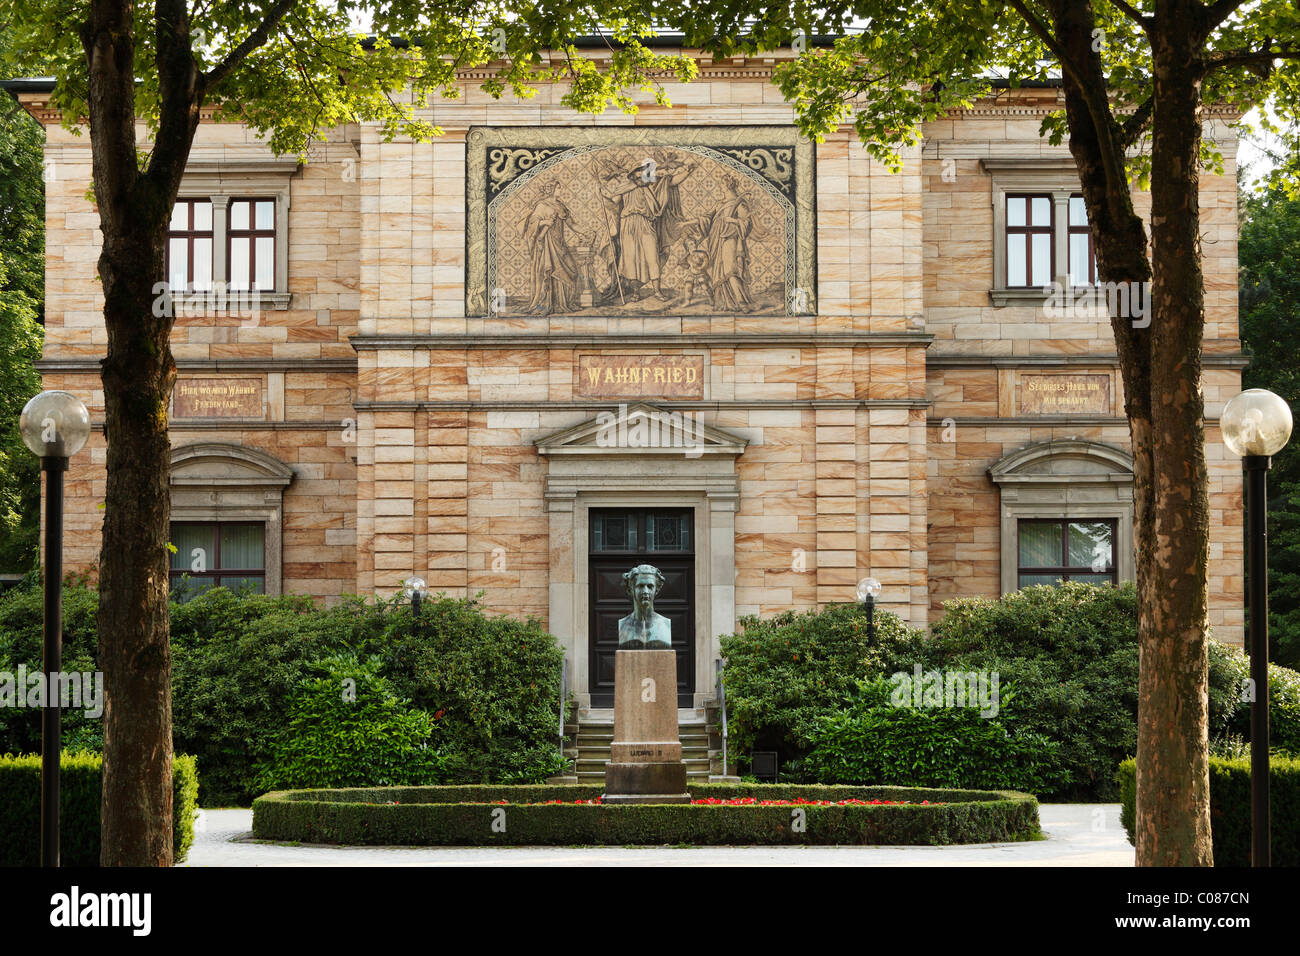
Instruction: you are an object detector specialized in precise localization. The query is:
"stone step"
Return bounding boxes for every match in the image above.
[575,760,712,775]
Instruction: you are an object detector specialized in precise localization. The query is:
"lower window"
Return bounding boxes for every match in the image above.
[169,521,266,600]
[1017,518,1116,588]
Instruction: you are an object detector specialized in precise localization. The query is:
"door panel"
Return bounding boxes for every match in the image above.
[588,508,695,707]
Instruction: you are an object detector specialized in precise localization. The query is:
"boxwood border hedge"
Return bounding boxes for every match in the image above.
[252,782,1040,846]
[1117,755,1300,866]
[0,752,199,866]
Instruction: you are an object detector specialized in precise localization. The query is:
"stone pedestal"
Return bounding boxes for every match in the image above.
[603,649,690,805]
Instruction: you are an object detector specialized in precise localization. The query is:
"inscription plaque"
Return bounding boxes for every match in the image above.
[1019,374,1111,415]
[578,355,704,400]
[173,378,263,418]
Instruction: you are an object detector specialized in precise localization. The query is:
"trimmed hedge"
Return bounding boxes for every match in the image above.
[0,583,569,804]
[1116,755,1300,866]
[252,782,1041,847]
[0,752,199,866]
[801,677,1071,795]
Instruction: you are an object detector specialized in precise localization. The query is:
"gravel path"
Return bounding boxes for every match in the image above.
[182,803,1134,867]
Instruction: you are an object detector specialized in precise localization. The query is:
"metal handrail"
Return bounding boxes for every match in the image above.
[716,657,728,776]
[558,651,569,753]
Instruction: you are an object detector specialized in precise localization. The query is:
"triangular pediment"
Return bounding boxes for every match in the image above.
[535,403,747,458]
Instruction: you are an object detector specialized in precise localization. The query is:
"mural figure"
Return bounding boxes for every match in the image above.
[594,151,697,303]
[522,180,582,314]
[703,176,754,312]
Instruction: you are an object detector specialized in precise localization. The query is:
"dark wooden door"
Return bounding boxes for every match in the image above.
[588,509,695,707]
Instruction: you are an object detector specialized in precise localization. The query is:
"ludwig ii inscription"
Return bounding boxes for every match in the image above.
[174,378,263,418]
[1019,374,1111,415]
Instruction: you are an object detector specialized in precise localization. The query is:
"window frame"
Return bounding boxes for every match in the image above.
[982,159,1100,306]
[226,197,278,292]
[168,520,267,598]
[1015,517,1118,588]
[168,155,298,311]
[1004,193,1055,289]
[1067,192,1097,286]
[165,199,215,293]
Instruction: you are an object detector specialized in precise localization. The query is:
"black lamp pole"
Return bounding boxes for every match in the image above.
[41,456,66,868]
[865,593,875,644]
[1245,453,1271,867]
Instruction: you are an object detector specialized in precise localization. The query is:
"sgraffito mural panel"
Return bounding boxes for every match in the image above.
[466,126,816,317]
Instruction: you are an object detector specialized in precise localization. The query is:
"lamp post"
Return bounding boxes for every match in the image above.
[403,576,428,618]
[18,390,91,868]
[857,577,882,643]
[1221,387,1294,868]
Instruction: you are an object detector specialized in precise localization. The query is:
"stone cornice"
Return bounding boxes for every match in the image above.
[349,332,934,350]
[354,398,931,411]
[37,357,358,373]
[926,352,1249,368]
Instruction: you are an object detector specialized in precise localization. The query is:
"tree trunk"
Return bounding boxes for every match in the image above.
[82,0,196,866]
[96,234,177,867]
[1133,7,1214,866]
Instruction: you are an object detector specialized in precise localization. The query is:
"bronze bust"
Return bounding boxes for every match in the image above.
[617,564,673,649]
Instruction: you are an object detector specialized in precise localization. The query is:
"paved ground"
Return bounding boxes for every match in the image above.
[182,803,1134,866]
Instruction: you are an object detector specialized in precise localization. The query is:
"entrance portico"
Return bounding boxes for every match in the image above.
[537,403,746,711]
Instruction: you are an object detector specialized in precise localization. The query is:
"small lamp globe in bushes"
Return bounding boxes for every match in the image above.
[403,576,428,617]
[1222,386,1294,867]
[19,389,91,868]
[857,577,882,643]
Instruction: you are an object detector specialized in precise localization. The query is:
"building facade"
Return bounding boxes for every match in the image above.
[12,49,1247,711]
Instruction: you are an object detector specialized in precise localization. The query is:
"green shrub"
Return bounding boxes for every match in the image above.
[252,782,1041,847]
[925,583,1284,800]
[718,603,927,772]
[253,655,447,792]
[0,580,102,754]
[169,589,376,804]
[802,678,1071,795]
[925,584,1144,800]
[0,752,198,866]
[1211,644,1300,755]
[358,596,569,785]
[717,583,1300,800]
[1,581,569,804]
[1117,755,1300,865]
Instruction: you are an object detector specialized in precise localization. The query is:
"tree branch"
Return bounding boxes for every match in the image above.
[1109,0,1151,29]
[1118,93,1155,149]
[1206,46,1300,73]
[200,0,299,92]
[1006,0,1091,92]
[1202,0,1247,33]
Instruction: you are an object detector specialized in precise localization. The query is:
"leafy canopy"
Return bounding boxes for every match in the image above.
[675,1,1300,189]
[2,0,701,155]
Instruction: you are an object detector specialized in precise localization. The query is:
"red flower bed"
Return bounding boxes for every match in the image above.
[690,797,937,806]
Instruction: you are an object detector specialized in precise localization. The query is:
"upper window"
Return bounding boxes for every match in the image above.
[165,154,295,309]
[1005,194,1054,288]
[1067,195,1097,286]
[982,160,1101,303]
[169,521,266,601]
[1016,518,1116,588]
[167,200,214,292]
[227,199,277,291]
